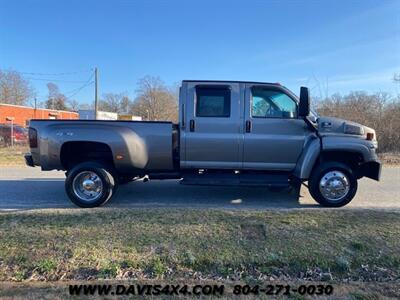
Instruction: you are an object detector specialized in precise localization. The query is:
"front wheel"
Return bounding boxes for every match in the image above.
[308,162,357,207]
[65,162,117,208]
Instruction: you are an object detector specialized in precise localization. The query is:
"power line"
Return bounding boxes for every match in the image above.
[26,77,90,83]
[28,73,95,104]
[20,69,93,76]
[64,73,95,97]
[29,81,94,105]
[65,81,94,100]
[5,68,96,108]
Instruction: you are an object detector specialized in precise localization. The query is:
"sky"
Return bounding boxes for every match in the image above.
[0,0,399,106]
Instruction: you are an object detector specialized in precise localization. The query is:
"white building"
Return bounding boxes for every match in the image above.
[79,110,118,120]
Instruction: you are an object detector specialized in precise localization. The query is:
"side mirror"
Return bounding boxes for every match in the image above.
[299,86,310,117]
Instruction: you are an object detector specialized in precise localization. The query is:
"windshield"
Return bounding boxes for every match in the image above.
[280,85,319,120]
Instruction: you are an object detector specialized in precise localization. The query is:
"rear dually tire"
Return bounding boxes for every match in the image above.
[65,161,118,208]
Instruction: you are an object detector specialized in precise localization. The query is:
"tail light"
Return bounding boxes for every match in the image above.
[366,132,374,141]
[29,128,38,148]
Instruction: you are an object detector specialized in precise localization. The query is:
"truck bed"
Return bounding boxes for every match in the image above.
[28,119,177,173]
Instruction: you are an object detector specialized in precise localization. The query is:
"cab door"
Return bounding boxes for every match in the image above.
[242,84,307,170]
[180,82,243,169]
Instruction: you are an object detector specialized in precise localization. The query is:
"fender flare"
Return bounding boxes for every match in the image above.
[294,136,377,180]
[293,136,320,180]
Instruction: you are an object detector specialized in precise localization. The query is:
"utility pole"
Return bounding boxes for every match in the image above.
[94,67,98,120]
[34,97,37,119]
[6,117,14,148]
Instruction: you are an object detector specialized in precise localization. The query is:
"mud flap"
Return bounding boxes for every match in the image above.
[358,161,381,181]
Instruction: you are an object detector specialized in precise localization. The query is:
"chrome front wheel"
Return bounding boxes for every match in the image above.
[319,171,350,202]
[309,162,358,207]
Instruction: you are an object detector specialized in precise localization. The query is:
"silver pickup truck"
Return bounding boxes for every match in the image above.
[25,80,381,208]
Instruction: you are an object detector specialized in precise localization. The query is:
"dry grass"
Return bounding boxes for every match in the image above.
[379,152,400,166]
[0,145,28,166]
[0,209,398,284]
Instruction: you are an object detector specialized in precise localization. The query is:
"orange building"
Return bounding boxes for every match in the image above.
[0,103,78,127]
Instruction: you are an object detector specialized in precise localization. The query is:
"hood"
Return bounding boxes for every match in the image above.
[317,116,376,141]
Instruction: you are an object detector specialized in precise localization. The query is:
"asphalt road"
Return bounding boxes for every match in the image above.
[0,166,399,211]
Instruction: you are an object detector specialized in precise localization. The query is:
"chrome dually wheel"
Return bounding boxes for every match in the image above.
[65,162,117,208]
[72,171,103,202]
[319,171,350,202]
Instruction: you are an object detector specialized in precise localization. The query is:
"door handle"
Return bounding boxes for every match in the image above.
[245,120,251,133]
[181,104,185,128]
[190,119,195,132]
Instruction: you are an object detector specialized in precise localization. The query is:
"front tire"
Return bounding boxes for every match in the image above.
[308,162,357,207]
[65,162,117,208]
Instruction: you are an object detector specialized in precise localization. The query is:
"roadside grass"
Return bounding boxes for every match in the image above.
[0,208,399,285]
[0,145,28,166]
[379,152,400,166]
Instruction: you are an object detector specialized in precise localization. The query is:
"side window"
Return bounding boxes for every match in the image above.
[196,86,230,117]
[251,87,297,118]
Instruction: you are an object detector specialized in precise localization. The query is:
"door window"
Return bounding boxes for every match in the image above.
[195,86,230,117]
[251,87,297,118]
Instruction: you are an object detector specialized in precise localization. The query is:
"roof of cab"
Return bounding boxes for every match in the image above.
[182,80,281,85]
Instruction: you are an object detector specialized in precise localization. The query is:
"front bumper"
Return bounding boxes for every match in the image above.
[358,160,381,181]
[24,153,34,167]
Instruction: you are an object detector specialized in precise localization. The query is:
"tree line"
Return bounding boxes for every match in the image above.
[0,68,399,152]
[0,69,178,122]
[316,92,400,153]
[96,76,178,122]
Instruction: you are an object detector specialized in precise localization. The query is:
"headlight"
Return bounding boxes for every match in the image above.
[344,123,364,135]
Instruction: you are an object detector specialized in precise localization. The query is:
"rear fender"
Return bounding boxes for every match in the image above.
[39,123,147,172]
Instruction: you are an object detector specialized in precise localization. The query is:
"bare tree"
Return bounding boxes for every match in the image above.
[130,76,178,121]
[45,83,67,111]
[98,93,131,113]
[317,91,400,153]
[120,96,130,114]
[67,99,80,112]
[0,69,35,105]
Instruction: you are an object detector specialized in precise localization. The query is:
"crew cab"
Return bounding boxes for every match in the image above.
[25,80,381,207]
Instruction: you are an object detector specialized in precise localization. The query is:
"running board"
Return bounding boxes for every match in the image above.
[180,172,291,187]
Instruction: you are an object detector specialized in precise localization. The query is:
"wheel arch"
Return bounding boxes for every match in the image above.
[295,135,376,180]
[60,141,115,171]
[295,148,367,181]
